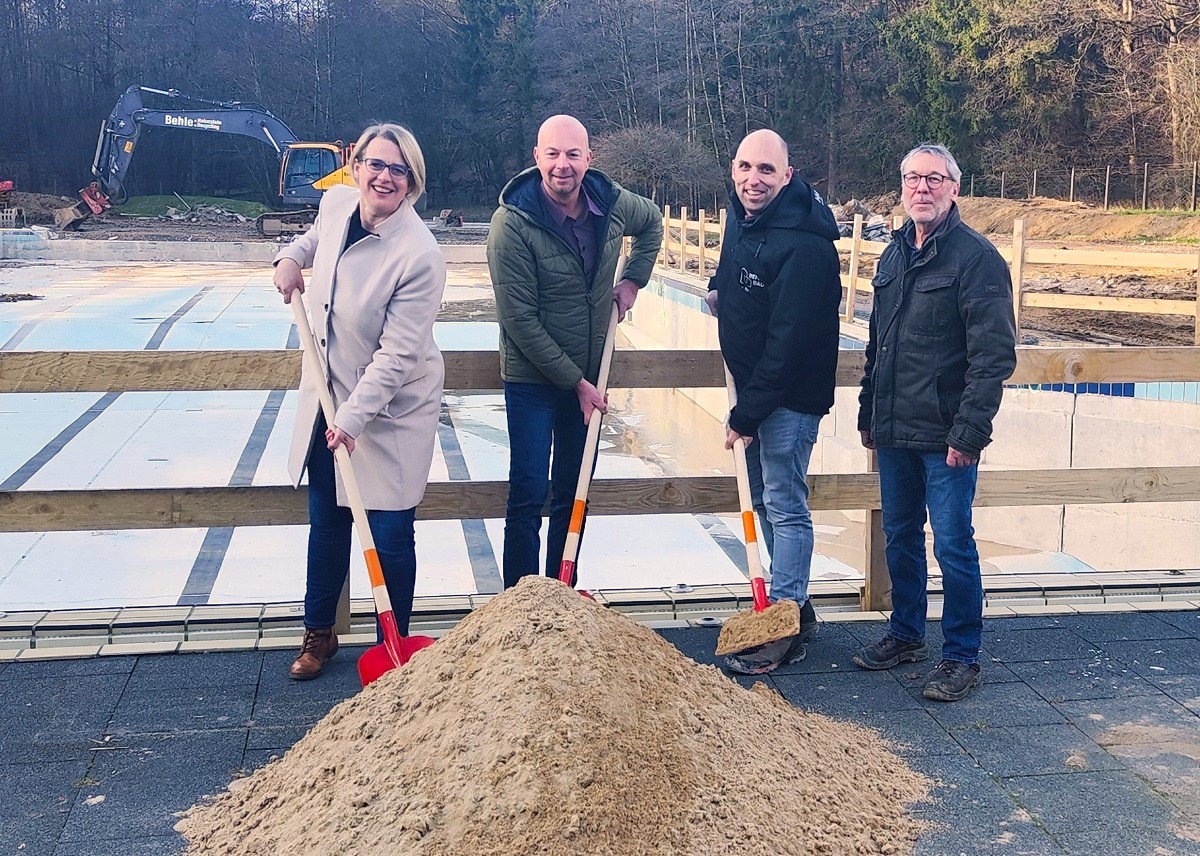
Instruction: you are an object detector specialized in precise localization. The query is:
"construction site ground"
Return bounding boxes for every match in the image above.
[7,609,1200,855]
[14,191,1193,345]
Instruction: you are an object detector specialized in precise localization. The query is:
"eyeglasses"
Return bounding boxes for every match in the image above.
[359,158,412,180]
[902,172,951,189]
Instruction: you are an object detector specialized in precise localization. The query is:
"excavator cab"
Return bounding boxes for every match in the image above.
[279,143,351,205]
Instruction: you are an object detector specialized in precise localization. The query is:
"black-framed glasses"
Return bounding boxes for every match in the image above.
[359,157,412,180]
[903,172,950,189]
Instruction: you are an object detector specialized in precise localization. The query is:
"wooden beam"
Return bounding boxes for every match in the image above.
[6,467,1200,533]
[1011,219,1026,335]
[1021,293,1195,316]
[1009,347,1200,384]
[842,214,863,323]
[1023,248,1198,271]
[9,347,1200,393]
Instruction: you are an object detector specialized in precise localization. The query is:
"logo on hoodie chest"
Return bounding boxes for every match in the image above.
[739,268,765,293]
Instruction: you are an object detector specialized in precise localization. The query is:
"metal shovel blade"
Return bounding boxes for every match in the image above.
[358,632,436,687]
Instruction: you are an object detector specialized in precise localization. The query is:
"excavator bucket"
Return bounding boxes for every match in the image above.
[54,202,90,231]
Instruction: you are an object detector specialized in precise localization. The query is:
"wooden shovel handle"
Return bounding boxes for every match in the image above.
[724,364,769,611]
[290,292,393,614]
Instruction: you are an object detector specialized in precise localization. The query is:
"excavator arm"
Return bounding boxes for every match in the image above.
[57,85,306,229]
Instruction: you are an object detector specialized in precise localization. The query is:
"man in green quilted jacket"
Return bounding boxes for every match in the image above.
[488,114,663,589]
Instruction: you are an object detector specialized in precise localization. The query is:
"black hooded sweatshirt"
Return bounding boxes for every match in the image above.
[708,177,842,436]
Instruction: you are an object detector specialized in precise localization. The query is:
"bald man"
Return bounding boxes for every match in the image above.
[488,115,662,589]
[708,129,842,675]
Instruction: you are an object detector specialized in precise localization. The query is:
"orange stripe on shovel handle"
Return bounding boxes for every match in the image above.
[741,511,757,543]
[568,499,587,534]
[364,548,386,589]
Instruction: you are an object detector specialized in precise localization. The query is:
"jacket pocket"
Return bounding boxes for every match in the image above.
[908,274,956,337]
[935,373,952,427]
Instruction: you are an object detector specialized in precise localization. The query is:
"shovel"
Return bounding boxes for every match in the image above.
[714,364,800,656]
[557,301,621,592]
[290,291,435,686]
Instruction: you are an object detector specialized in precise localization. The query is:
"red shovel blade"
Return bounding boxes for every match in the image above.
[357,609,435,687]
[557,559,597,601]
[358,634,435,686]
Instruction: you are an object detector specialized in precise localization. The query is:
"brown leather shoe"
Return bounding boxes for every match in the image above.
[288,628,338,680]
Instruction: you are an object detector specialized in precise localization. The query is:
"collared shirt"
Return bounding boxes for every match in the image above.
[903,212,952,257]
[540,182,603,284]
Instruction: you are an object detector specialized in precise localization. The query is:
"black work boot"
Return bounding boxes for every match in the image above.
[799,599,819,642]
[923,660,982,702]
[852,635,929,670]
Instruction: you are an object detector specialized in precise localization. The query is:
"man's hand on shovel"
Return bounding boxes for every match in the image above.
[725,427,752,451]
[575,378,608,425]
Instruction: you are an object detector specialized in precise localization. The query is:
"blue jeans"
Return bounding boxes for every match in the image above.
[744,440,775,558]
[305,416,417,635]
[877,446,982,664]
[503,381,589,588]
[756,408,822,605]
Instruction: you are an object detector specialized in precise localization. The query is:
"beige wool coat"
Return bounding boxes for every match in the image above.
[276,184,446,511]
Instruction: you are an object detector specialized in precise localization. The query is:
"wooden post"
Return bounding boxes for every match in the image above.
[335,579,351,637]
[843,214,863,323]
[860,449,891,612]
[697,209,708,278]
[1142,162,1150,210]
[969,174,975,197]
[1000,171,1006,199]
[678,206,689,273]
[718,208,727,259]
[660,204,669,266]
[892,213,904,231]
[1104,165,1111,210]
[1011,218,1027,336]
[1069,167,1076,202]
[1194,245,1200,346]
[1192,162,1197,212]
[1031,169,1038,198]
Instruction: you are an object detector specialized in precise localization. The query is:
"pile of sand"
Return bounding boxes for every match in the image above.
[178,578,930,855]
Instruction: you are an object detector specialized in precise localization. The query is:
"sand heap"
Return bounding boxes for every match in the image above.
[178,577,930,856]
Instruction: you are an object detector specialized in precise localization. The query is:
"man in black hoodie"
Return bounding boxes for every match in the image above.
[707,129,842,675]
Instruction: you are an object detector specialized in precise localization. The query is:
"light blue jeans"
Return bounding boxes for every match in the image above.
[756,408,822,605]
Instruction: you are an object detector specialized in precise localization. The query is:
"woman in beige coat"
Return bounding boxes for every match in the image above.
[273,124,446,680]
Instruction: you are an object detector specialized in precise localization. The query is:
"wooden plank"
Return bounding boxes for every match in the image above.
[1021,293,1195,316]
[835,237,889,256]
[0,350,302,393]
[1024,248,1198,270]
[0,350,731,393]
[974,466,1200,506]
[843,214,863,323]
[11,346,1200,393]
[1009,347,1200,383]
[1011,219,1026,334]
[1194,246,1200,346]
[6,467,1200,533]
[860,448,891,611]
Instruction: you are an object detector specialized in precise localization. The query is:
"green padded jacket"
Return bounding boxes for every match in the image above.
[487,166,663,389]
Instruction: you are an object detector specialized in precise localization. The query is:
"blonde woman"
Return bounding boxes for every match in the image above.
[273,124,446,680]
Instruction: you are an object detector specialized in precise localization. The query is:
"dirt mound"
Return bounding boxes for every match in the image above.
[178,577,930,856]
[958,197,1200,242]
[6,191,78,225]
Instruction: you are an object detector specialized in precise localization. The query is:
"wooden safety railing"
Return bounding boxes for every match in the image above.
[660,208,1200,341]
[4,346,1200,611]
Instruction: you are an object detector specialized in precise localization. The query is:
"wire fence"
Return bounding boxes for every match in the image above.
[965,163,1200,211]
